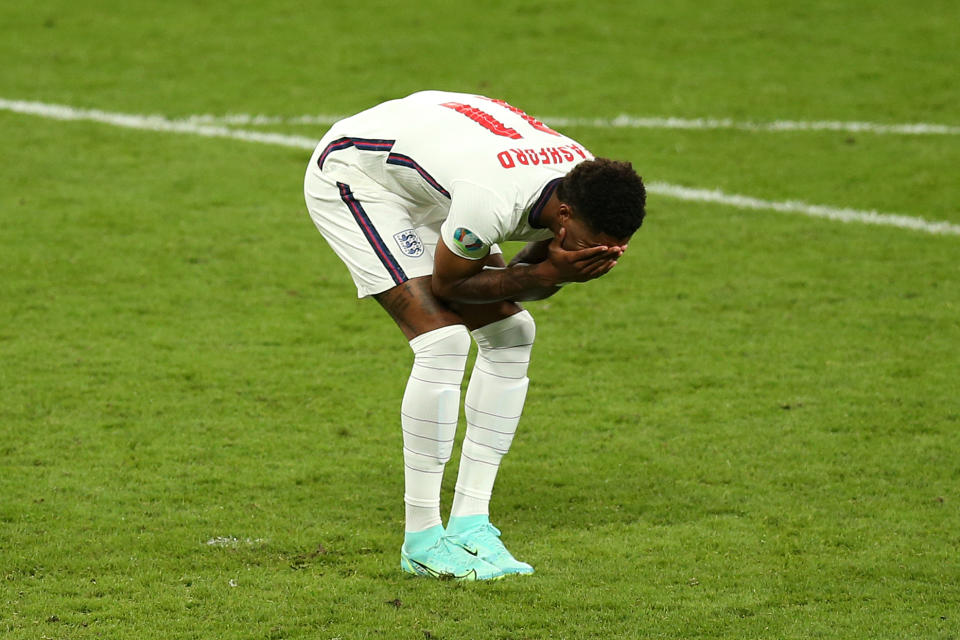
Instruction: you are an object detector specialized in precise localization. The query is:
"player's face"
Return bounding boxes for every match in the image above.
[559,210,630,252]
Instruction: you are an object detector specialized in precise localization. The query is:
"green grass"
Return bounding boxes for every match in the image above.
[2,0,959,638]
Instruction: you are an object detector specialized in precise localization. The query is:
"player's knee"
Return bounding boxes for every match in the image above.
[510,310,536,349]
[411,323,471,355]
[474,310,536,353]
[409,324,471,383]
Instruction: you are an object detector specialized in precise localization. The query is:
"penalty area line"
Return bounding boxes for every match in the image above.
[2,97,958,237]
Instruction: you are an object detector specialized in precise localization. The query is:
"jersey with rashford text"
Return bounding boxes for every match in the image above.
[311,90,594,259]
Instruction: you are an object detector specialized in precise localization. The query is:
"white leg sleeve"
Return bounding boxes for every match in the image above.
[401,324,471,532]
[451,310,535,518]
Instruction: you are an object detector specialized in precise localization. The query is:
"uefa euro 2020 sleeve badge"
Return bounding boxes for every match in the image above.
[452,227,485,255]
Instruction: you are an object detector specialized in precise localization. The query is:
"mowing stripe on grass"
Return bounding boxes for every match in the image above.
[181,112,960,136]
[3,97,958,237]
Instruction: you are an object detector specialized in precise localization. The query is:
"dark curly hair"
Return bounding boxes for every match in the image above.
[556,158,646,237]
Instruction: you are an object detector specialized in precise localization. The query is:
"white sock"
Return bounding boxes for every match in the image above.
[451,311,535,519]
[401,324,471,533]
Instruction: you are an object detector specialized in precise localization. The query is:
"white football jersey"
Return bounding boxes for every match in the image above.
[311,90,594,259]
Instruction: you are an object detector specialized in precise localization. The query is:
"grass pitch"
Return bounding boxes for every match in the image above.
[2,1,959,638]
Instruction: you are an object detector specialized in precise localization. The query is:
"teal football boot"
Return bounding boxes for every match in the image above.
[445,515,534,576]
[400,526,505,581]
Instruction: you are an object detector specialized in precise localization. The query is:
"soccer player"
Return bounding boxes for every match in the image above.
[303,91,646,580]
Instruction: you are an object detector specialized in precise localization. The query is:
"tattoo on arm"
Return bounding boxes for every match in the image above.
[437,263,554,304]
[508,239,551,267]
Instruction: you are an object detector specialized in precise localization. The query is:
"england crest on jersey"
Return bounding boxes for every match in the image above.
[393,229,425,258]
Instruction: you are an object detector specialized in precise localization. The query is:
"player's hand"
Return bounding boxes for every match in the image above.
[537,227,624,285]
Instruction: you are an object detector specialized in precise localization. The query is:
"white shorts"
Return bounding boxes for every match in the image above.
[304,145,499,298]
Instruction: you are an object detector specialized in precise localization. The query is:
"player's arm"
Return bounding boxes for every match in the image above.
[431,228,619,304]
[480,250,560,302]
[507,239,552,267]
[503,239,559,301]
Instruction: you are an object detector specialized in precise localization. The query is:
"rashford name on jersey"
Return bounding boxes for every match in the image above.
[496,143,590,169]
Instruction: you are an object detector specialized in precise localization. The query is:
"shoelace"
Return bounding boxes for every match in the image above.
[459,524,509,557]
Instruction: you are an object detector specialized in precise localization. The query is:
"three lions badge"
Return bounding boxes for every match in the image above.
[394,229,425,258]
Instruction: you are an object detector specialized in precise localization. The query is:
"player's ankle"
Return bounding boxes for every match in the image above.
[403,524,444,553]
[446,514,490,535]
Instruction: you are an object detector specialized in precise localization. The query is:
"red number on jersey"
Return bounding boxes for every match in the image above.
[440,102,522,139]
[479,97,562,137]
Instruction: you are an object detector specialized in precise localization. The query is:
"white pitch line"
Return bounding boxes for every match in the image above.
[184,113,346,127]
[0,97,317,150]
[646,183,960,236]
[2,97,958,237]
[181,111,960,136]
[545,115,960,136]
